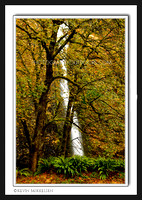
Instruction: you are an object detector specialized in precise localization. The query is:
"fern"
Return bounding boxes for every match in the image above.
[35,158,53,175]
[17,168,32,177]
[53,156,79,177]
[31,156,125,179]
[92,157,125,179]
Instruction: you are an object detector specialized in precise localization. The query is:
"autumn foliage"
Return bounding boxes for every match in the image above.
[16,18,125,183]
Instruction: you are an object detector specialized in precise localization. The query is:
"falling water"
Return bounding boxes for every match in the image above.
[57,23,84,156]
[71,111,84,156]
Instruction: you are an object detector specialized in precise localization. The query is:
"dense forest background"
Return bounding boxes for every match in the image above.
[16,18,125,174]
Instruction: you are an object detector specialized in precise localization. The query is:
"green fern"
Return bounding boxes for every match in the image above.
[35,158,52,175]
[53,156,78,177]
[31,156,125,179]
[92,157,125,179]
[17,168,32,177]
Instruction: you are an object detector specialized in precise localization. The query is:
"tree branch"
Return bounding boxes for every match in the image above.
[21,120,31,147]
[99,100,124,119]
[17,24,51,56]
[22,19,38,34]
[41,40,50,57]
[56,32,68,47]
[52,76,80,88]
[16,25,32,38]
[53,29,76,58]
[17,49,30,74]
[79,75,111,91]
[16,69,28,76]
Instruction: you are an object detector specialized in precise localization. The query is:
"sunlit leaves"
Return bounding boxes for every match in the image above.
[16,18,125,163]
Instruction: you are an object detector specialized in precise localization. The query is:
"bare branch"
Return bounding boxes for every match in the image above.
[99,100,124,119]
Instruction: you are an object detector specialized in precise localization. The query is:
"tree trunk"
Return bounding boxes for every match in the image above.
[29,23,57,171]
[17,20,77,172]
[29,145,38,173]
[31,151,38,173]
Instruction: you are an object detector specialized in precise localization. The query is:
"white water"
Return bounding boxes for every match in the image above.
[71,111,84,156]
[57,24,84,156]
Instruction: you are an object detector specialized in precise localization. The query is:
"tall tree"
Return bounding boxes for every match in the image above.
[16,18,92,171]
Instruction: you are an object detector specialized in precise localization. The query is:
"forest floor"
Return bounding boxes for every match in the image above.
[16,171,125,184]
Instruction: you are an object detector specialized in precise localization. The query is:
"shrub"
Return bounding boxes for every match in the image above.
[92,157,125,179]
[68,156,87,174]
[52,156,78,177]
[33,156,125,180]
[52,156,97,177]
[115,159,125,171]
[81,156,95,171]
[35,157,53,175]
[16,168,33,177]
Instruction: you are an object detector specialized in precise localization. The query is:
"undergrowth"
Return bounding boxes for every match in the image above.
[17,156,125,180]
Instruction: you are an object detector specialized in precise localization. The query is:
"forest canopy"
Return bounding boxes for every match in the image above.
[16,18,125,173]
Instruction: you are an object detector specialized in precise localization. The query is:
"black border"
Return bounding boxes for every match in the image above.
[137,2,142,200]
[1,1,5,199]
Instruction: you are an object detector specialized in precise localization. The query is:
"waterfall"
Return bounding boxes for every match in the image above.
[57,23,84,156]
[71,111,84,156]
